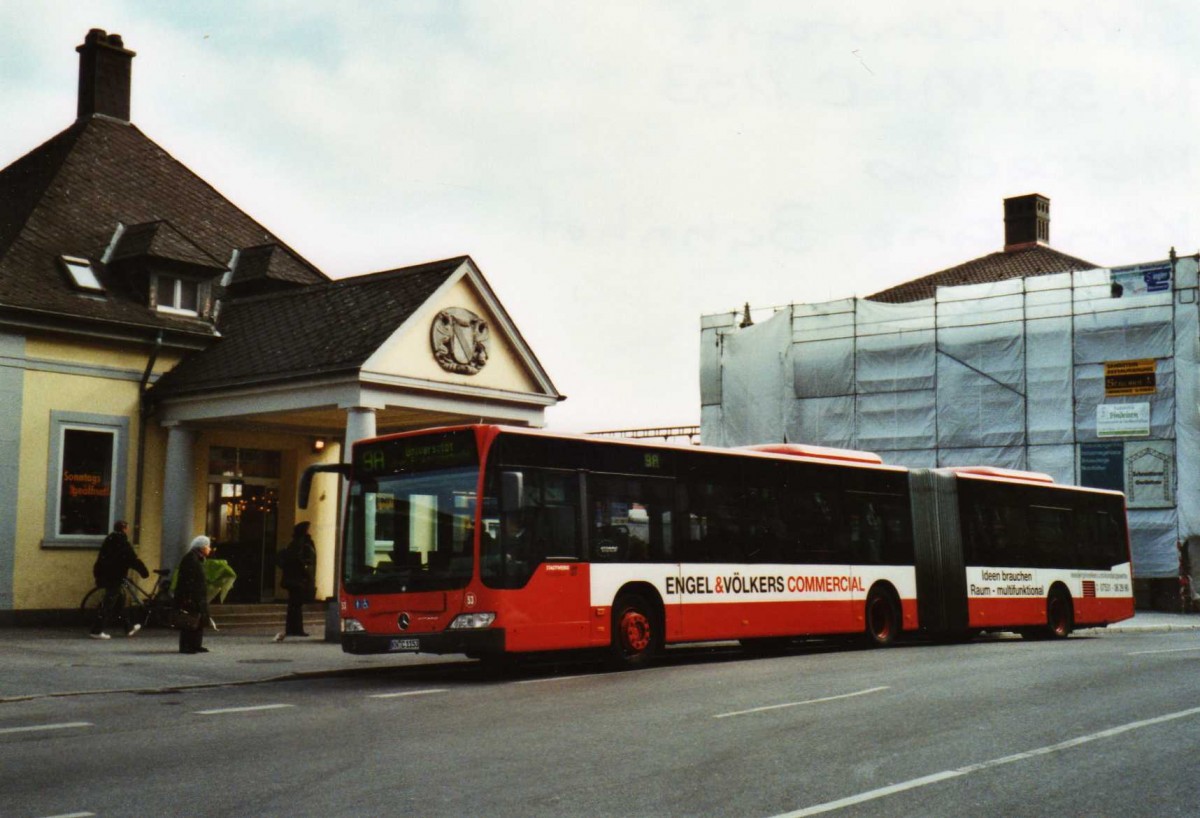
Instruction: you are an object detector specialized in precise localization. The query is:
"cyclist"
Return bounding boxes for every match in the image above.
[88,520,149,639]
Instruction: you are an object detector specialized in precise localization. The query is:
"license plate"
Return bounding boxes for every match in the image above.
[388,638,420,652]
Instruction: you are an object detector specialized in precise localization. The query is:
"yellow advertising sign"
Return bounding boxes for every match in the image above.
[1104,359,1157,396]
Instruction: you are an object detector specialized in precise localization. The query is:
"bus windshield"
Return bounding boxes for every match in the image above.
[343,463,478,594]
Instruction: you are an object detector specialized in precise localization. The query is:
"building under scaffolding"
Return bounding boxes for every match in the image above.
[701,254,1200,603]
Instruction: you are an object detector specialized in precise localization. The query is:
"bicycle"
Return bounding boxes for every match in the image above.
[80,568,174,629]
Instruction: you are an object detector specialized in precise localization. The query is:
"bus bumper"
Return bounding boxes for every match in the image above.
[341,628,506,656]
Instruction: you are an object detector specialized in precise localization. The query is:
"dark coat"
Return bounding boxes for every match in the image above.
[93,529,149,585]
[278,534,316,595]
[175,549,209,617]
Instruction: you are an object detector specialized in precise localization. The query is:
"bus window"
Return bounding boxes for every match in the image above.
[1029,505,1073,568]
[737,459,792,564]
[343,470,476,594]
[845,491,913,565]
[589,474,673,563]
[789,488,846,563]
[678,478,745,563]
[481,467,580,589]
[960,482,1029,568]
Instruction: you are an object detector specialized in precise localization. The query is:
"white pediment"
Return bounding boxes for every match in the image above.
[361,259,557,402]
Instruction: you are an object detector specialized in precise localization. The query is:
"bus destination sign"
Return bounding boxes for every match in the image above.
[356,431,478,476]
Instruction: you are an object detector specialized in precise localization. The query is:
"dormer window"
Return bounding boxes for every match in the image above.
[60,255,104,293]
[154,274,199,315]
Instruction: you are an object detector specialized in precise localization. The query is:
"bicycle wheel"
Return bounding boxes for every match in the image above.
[80,585,106,626]
[144,598,173,629]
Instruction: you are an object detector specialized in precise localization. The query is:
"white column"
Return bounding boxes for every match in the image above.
[343,407,377,462]
[325,407,377,640]
[160,423,196,567]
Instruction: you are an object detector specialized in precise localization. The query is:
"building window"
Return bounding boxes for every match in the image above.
[154,274,199,315]
[60,255,104,292]
[43,412,129,548]
[58,427,115,536]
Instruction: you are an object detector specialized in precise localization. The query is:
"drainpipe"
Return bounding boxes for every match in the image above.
[132,330,163,544]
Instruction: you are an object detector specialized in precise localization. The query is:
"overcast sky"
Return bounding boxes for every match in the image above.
[3,2,1196,432]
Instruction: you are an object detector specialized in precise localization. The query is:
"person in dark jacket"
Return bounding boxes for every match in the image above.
[89,520,149,639]
[275,522,317,641]
[175,535,213,654]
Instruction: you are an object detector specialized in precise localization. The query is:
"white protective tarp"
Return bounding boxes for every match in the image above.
[702,256,1200,579]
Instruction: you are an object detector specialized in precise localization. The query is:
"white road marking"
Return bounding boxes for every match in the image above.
[368,689,448,699]
[714,687,889,719]
[0,721,92,735]
[773,704,1200,817]
[39,812,95,817]
[194,704,295,715]
[1128,646,1200,655]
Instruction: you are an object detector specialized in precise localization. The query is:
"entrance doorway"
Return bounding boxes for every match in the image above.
[206,447,281,603]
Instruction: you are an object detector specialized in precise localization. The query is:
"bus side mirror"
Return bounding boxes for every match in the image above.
[501,471,524,513]
[299,463,352,509]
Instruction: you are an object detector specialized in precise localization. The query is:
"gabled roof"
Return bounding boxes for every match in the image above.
[867,245,1098,304]
[152,257,469,396]
[0,116,327,339]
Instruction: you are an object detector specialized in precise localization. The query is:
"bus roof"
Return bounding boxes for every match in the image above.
[739,443,885,465]
[947,466,1055,484]
[360,424,906,470]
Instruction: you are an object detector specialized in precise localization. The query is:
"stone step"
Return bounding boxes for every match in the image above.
[209,603,327,631]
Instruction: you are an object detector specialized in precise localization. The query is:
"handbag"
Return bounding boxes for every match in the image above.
[172,608,203,630]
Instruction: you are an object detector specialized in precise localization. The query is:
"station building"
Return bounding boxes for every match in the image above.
[702,195,1198,609]
[0,30,561,620]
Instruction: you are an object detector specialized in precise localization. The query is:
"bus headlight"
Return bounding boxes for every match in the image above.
[342,618,365,633]
[448,612,496,629]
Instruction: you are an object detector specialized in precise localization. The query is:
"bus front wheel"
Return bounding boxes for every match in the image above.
[608,594,660,670]
[864,587,900,647]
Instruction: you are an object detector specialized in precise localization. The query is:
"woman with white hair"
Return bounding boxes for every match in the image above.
[175,535,213,654]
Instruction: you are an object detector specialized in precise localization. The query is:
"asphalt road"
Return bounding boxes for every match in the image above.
[3,630,1199,817]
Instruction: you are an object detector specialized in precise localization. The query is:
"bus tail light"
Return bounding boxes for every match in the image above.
[449,612,496,629]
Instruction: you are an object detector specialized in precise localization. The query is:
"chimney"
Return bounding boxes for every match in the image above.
[76,29,136,122]
[1003,193,1049,252]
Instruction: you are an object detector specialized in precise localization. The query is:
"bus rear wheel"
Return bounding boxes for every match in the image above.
[864,587,900,647]
[609,593,660,670]
[1021,588,1074,640]
[1044,589,1074,639]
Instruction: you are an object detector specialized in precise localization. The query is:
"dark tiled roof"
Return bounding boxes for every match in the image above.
[225,244,315,296]
[867,245,1099,303]
[111,220,225,270]
[152,257,468,396]
[0,116,327,338]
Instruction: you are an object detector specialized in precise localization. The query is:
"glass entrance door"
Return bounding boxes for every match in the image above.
[206,481,279,602]
[206,447,282,603]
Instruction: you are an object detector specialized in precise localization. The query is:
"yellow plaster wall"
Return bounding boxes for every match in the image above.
[368,277,541,393]
[26,336,183,375]
[15,336,184,609]
[15,367,147,609]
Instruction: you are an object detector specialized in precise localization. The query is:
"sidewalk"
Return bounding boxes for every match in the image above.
[0,624,459,702]
[1,612,1196,702]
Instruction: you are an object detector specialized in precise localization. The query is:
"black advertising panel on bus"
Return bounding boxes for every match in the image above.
[355,429,478,477]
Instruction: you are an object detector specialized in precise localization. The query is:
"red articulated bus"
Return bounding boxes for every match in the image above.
[300,425,1134,668]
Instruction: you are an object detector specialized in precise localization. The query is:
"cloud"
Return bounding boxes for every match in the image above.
[2,1,1197,433]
